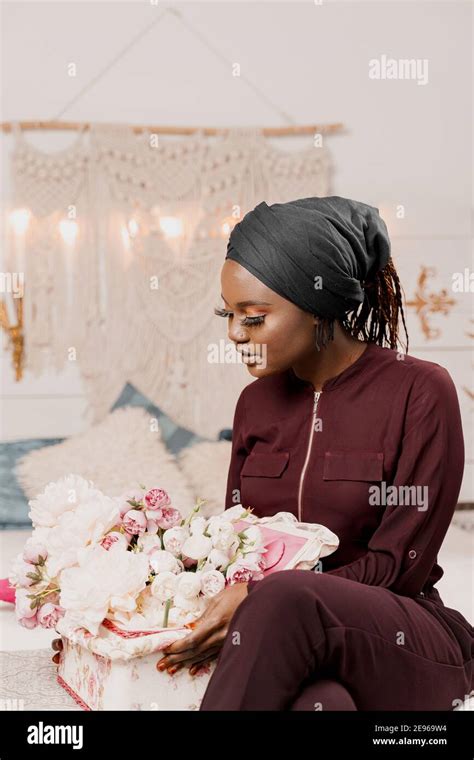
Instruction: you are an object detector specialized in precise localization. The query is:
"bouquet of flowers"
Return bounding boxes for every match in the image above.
[8,475,269,636]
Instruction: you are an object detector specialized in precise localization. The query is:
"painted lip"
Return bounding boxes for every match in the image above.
[237,352,263,363]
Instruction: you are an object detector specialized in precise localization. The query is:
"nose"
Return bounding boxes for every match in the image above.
[228,321,249,346]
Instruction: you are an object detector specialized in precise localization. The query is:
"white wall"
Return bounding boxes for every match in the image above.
[1,1,472,498]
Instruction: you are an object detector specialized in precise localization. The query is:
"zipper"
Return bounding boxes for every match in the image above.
[297,390,321,522]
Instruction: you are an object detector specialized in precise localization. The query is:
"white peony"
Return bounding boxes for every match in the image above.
[149,550,181,575]
[167,606,189,627]
[175,595,207,619]
[28,475,101,528]
[189,516,208,535]
[213,531,239,554]
[203,548,231,571]
[162,526,189,556]
[218,505,249,522]
[137,534,163,555]
[45,494,120,577]
[59,545,149,635]
[240,526,264,553]
[151,571,178,602]
[175,571,202,599]
[181,533,212,560]
[206,515,231,538]
[200,569,226,597]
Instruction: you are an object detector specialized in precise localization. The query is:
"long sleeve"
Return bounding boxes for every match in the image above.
[224,389,249,510]
[323,364,465,597]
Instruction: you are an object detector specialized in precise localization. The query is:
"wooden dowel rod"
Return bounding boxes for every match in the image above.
[0,120,344,137]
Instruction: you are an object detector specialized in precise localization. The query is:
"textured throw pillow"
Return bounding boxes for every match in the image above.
[15,407,196,516]
[177,440,232,517]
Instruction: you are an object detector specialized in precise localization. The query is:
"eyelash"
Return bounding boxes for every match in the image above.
[214,307,265,326]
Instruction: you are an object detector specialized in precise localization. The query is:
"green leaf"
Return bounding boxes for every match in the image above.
[26,572,41,581]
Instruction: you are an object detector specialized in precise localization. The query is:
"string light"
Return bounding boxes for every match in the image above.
[59,219,78,246]
[9,208,31,235]
[127,218,139,238]
[159,216,182,239]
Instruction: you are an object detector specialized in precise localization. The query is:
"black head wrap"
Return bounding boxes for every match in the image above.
[225,196,391,318]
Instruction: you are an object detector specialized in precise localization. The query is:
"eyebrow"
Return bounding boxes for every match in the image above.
[220,294,272,308]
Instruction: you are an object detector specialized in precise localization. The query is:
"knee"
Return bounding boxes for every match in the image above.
[247,569,323,610]
[289,679,358,711]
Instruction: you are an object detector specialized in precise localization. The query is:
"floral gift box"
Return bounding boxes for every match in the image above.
[56,618,216,711]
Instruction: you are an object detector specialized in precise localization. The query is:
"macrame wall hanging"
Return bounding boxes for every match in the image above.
[3,122,335,438]
[1,5,340,438]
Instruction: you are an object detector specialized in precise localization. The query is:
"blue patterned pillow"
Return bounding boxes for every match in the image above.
[0,437,64,528]
[111,383,206,455]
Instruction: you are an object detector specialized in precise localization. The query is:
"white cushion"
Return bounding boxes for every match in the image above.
[15,407,196,516]
[177,440,231,517]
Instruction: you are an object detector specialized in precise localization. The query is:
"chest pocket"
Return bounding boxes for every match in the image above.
[241,451,290,478]
[323,450,384,481]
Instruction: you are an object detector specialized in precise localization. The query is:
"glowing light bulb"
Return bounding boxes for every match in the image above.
[159,216,183,238]
[9,208,31,235]
[128,218,139,238]
[59,219,78,246]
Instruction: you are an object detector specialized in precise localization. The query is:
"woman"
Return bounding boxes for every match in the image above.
[57,196,473,711]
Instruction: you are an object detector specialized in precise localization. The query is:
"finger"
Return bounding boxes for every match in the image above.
[52,652,61,665]
[158,631,225,668]
[163,617,221,655]
[189,650,220,676]
[52,639,63,651]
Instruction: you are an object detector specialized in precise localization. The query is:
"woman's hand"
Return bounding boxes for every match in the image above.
[156,581,249,676]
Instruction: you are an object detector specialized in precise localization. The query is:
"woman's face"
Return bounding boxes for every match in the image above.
[218,259,318,378]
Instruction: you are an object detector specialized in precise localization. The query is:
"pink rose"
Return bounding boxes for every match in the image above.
[156,507,182,530]
[23,542,48,565]
[182,556,198,568]
[144,488,171,511]
[226,562,256,585]
[118,490,145,518]
[122,509,147,536]
[100,532,130,550]
[19,614,38,629]
[37,603,64,629]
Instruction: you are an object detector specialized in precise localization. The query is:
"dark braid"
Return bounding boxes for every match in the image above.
[314,257,409,353]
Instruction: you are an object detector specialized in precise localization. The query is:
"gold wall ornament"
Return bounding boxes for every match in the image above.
[406,266,456,340]
[0,294,24,381]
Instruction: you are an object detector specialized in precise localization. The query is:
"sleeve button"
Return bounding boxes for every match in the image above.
[408,549,417,559]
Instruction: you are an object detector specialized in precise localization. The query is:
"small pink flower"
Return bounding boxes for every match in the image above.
[19,614,38,629]
[182,556,198,568]
[144,488,171,511]
[226,563,255,585]
[37,603,64,629]
[156,507,182,530]
[23,542,48,565]
[100,532,129,550]
[122,509,147,536]
[118,490,145,518]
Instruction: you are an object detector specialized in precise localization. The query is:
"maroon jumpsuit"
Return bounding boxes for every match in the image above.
[200,341,473,710]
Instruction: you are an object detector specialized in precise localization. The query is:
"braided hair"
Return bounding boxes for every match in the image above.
[314,257,409,354]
